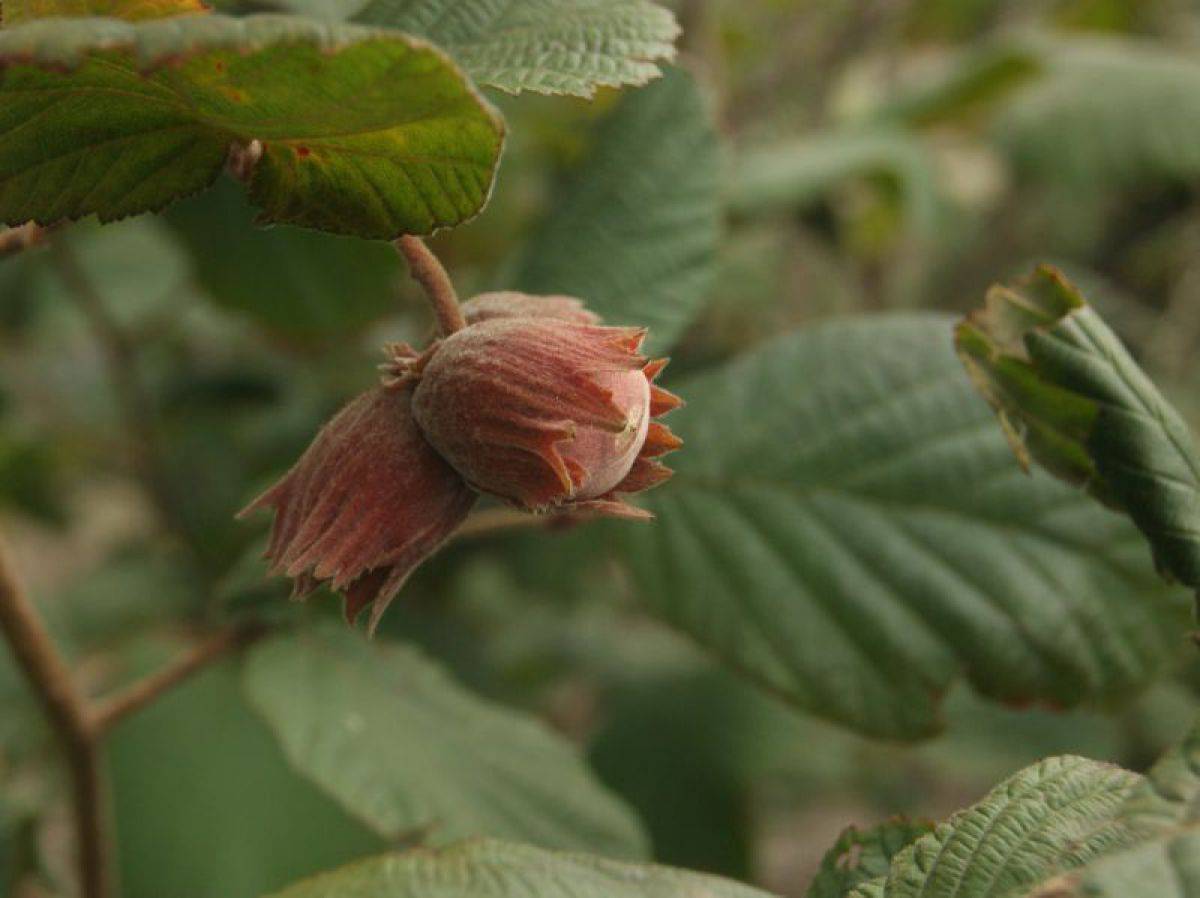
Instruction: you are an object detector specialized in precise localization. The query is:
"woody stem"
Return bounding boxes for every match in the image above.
[395,235,465,337]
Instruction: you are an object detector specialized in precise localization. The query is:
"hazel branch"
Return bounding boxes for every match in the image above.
[91,622,268,734]
[396,235,466,337]
[0,534,112,898]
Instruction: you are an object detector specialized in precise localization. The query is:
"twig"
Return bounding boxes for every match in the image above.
[395,236,466,337]
[0,535,111,898]
[91,623,268,734]
[50,241,192,551]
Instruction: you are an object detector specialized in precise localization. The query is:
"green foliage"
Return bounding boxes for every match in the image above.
[109,662,382,898]
[0,14,503,238]
[957,266,1200,596]
[617,314,1186,738]
[730,130,939,233]
[165,181,402,337]
[806,820,934,898]
[351,0,679,97]
[817,721,1200,898]
[996,37,1200,185]
[242,624,649,858]
[266,838,776,898]
[513,66,720,353]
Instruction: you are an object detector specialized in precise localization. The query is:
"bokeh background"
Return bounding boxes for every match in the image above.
[5,0,1200,894]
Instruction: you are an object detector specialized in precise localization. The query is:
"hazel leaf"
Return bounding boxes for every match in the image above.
[350,0,680,97]
[806,819,934,898]
[616,315,1187,739]
[0,14,504,239]
[880,756,1142,898]
[266,839,776,898]
[242,625,649,858]
[956,265,1200,596]
[514,66,720,354]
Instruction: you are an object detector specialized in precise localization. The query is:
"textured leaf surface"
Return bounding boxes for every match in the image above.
[619,314,1186,738]
[957,266,1200,596]
[807,819,933,898]
[514,67,719,353]
[165,180,401,336]
[243,625,648,858]
[883,756,1140,898]
[351,0,679,96]
[267,839,776,898]
[2,0,206,27]
[0,15,503,238]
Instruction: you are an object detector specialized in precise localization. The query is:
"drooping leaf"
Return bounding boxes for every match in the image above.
[513,66,720,354]
[267,839,777,898]
[730,129,939,234]
[351,0,679,97]
[806,819,934,898]
[0,14,504,239]
[2,0,206,27]
[164,180,402,337]
[617,314,1186,738]
[956,266,1200,597]
[242,625,648,858]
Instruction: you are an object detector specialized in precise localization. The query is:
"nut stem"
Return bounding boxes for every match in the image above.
[396,236,465,337]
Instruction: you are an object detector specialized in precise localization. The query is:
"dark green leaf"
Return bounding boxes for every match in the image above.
[0,15,503,239]
[619,314,1186,738]
[165,180,402,336]
[957,266,1200,596]
[242,625,649,858]
[266,839,777,898]
[513,67,720,353]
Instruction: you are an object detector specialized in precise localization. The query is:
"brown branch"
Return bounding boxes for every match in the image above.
[0,535,111,898]
[50,241,192,552]
[91,623,267,734]
[395,236,466,337]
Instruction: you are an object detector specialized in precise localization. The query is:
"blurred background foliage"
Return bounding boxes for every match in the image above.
[5,0,1200,895]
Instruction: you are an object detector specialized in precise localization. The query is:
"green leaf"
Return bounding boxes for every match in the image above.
[110,662,382,897]
[267,838,777,898]
[0,14,503,239]
[618,314,1186,738]
[807,819,934,898]
[242,625,648,858]
[513,66,720,354]
[1054,829,1200,898]
[882,756,1141,898]
[996,37,1200,186]
[165,180,402,337]
[730,129,939,233]
[351,0,679,97]
[956,266,1200,597]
